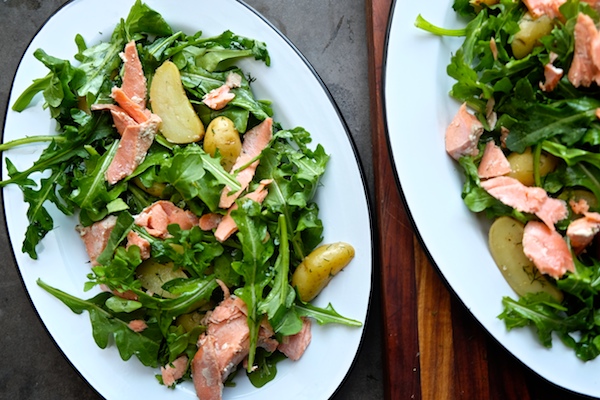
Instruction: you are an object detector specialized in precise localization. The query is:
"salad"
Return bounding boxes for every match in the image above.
[418,0,600,361]
[2,1,361,398]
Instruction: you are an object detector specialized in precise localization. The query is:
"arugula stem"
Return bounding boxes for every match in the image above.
[0,135,66,152]
[415,14,466,37]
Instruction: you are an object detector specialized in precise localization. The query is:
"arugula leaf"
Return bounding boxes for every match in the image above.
[37,279,161,367]
[296,302,362,327]
[231,198,275,371]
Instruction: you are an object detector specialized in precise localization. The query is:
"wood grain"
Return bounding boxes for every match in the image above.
[365,0,598,399]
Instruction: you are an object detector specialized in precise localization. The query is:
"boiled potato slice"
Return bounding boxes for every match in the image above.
[507,147,558,186]
[488,216,563,301]
[150,60,205,144]
[511,13,553,59]
[291,242,355,302]
[203,116,242,172]
[136,259,187,299]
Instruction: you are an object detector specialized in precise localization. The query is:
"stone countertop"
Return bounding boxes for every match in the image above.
[0,1,382,399]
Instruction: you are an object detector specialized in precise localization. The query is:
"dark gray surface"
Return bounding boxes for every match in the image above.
[0,1,381,399]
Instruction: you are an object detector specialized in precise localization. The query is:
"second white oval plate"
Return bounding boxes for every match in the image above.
[384,0,600,397]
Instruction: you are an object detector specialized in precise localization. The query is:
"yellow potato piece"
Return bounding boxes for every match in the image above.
[511,13,553,59]
[136,259,187,299]
[291,242,355,302]
[488,216,562,301]
[150,60,205,144]
[507,147,558,186]
[203,116,242,172]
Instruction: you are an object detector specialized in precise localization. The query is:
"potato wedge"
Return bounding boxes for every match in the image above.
[136,259,187,299]
[150,60,205,143]
[291,242,355,302]
[203,116,242,172]
[511,13,553,59]
[488,216,563,301]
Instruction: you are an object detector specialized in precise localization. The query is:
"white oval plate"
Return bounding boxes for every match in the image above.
[2,1,373,399]
[384,1,600,398]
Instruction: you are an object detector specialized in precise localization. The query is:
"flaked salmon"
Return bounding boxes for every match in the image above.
[191,295,278,400]
[215,180,272,242]
[199,213,223,231]
[76,215,117,266]
[540,62,564,92]
[277,317,312,361]
[105,113,161,185]
[161,355,189,387]
[570,198,591,214]
[522,0,565,19]
[120,40,147,108]
[219,118,273,209]
[128,319,148,332]
[567,212,600,253]
[445,103,484,160]
[126,230,151,260]
[135,200,199,238]
[203,85,235,110]
[90,103,135,136]
[523,221,575,279]
[568,13,600,87]
[481,176,568,229]
[110,87,151,124]
[202,72,243,110]
[477,141,511,179]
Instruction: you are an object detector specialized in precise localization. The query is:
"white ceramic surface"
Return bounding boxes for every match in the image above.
[2,1,372,399]
[384,1,600,397]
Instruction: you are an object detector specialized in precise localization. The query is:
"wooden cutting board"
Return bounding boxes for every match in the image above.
[365,1,595,399]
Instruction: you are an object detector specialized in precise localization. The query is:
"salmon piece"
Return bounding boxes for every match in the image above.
[90,103,136,136]
[135,200,199,238]
[445,103,484,161]
[277,317,312,361]
[105,113,161,185]
[110,87,151,123]
[199,213,223,231]
[596,108,600,120]
[481,176,567,230]
[219,118,273,208]
[120,41,147,108]
[568,13,600,87]
[161,355,189,387]
[203,85,235,110]
[201,72,243,111]
[477,141,511,179]
[522,0,565,19]
[128,319,148,332]
[523,221,574,279]
[500,126,510,148]
[215,180,272,242]
[540,63,564,91]
[126,230,151,260]
[192,335,223,400]
[76,215,117,266]
[191,296,278,400]
[566,212,600,253]
[570,198,590,214]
